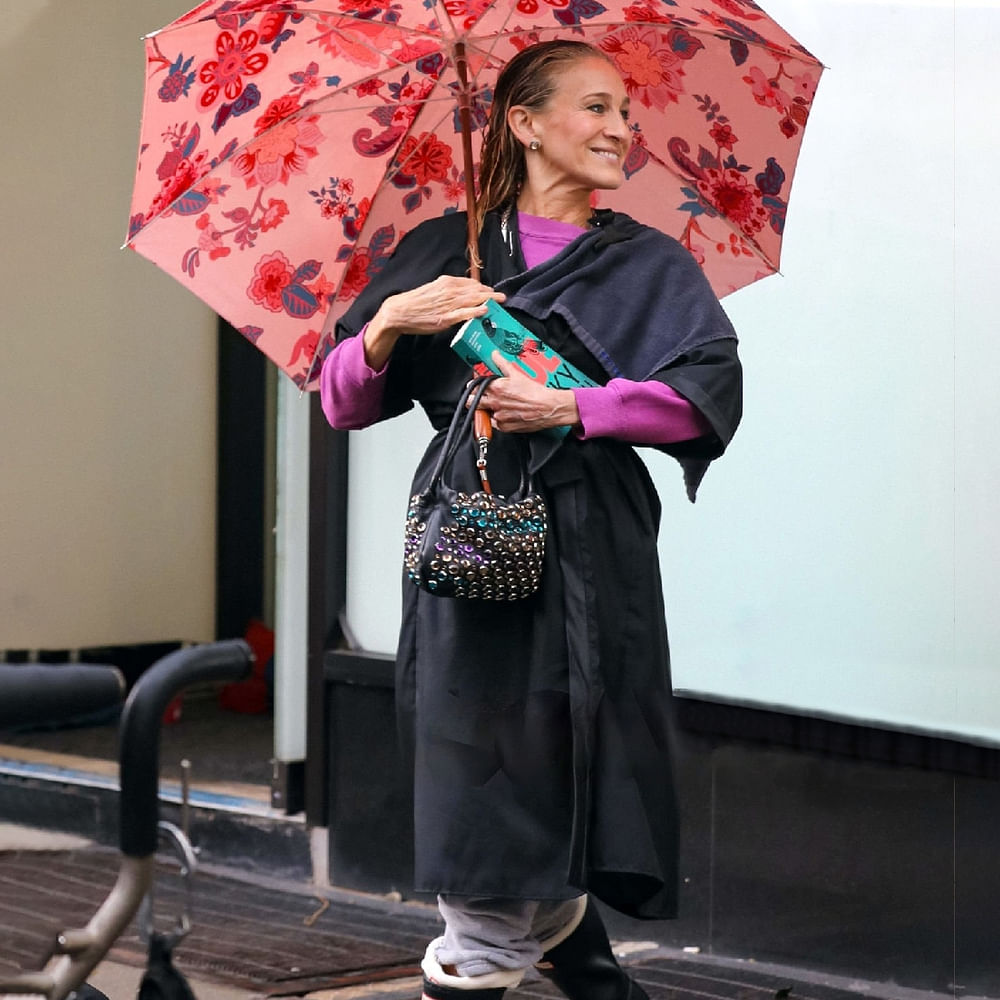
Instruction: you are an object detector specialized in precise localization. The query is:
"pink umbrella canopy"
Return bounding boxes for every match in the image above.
[125,0,823,388]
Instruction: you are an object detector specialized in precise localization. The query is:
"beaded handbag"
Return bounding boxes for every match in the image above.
[403,376,548,600]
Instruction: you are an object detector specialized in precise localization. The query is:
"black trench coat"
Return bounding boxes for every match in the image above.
[335,211,741,919]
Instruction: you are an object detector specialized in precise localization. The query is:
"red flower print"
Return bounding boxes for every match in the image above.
[311,274,336,309]
[397,133,453,186]
[390,79,435,129]
[441,0,492,29]
[355,78,385,98]
[258,11,290,45]
[778,116,798,138]
[742,65,790,112]
[148,152,209,219]
[198,30,269,110]
[339,249,373,300]
[196,214,231,260]
[249,251,294,312]
[709,122,738,150]
[510,30,543,50]
[443,169,466,202]
[314,15,387,68]
[602,29,685,110]
[260,198,290,232]
[340,0,385,13]
[157,145,192,184]
[355,197,372,230]
[696,168,768,235]
[623,3,675,24]
[288,329,320,367]
[255,95,302,136]
[790,71,818,103]
[789,101,810,127]
[234,0,278,13]
[233,115,323,188]
[716,232,755,258]
[710,0,764,19]
[198,176,228,205]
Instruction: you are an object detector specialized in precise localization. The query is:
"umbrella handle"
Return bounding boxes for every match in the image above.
[474,408,493,494]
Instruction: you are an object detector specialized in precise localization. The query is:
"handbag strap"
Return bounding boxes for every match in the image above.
[426,376,497,492]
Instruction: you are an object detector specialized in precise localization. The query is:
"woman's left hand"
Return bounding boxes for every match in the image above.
[477,356,581,434]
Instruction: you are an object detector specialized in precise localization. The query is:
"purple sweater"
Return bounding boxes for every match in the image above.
[321,213,711,445]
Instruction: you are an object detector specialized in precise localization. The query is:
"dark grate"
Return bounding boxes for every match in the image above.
[0,847,431,992]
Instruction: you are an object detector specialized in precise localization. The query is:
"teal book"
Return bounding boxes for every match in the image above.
[451,300,598,391]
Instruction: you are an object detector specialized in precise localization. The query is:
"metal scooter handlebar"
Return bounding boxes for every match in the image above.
[0,664,125,729]
[0,639,253,1000]
[119,639,253,858]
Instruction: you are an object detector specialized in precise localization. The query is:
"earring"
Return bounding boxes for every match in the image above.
[528,139,541,151]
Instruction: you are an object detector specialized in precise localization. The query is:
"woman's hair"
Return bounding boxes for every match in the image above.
[476,40,613,226]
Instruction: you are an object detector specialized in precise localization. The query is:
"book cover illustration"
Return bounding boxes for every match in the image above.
[451,299,598,393]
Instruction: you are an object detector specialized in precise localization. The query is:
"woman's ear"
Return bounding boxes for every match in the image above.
[506,105,536,149]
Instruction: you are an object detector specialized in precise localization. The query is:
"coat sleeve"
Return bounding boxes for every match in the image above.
[650,337,743,459]
[332,216,471,422]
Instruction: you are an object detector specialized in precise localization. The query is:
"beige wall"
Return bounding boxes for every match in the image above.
[1,2,218,648]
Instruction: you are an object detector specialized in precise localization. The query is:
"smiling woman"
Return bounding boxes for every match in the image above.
[505,58,632,225]
[319,38,742,1000]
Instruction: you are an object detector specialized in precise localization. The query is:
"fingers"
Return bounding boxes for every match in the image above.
[392,276,505,336]
[492,355,523,379]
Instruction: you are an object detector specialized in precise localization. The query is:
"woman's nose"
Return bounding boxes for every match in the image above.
[605,116,629,143]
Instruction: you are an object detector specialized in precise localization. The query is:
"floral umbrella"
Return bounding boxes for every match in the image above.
[125,0,823,388]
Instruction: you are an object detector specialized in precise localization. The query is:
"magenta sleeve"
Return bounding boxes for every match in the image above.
[573,379,712,445]
[319,328,389,430]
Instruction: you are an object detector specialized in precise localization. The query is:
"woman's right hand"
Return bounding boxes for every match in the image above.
[363,276,505,370]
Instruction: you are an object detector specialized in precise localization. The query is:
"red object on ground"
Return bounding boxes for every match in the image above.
[162,694,184,725]
[218,620,274,715]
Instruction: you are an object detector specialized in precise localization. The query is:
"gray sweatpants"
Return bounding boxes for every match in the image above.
[433,894,586,977]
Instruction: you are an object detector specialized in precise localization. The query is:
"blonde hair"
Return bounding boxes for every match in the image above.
[476,41,613,227]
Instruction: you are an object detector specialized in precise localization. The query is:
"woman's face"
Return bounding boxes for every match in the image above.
[516,57,631,198]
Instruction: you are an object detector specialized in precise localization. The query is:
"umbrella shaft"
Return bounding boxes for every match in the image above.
[454,42,481,281]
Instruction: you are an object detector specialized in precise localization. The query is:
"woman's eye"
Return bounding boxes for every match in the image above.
[588,103,606,114]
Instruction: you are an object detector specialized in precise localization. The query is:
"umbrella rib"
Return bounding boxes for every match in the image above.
[147,7,444,42]
[460,16,820,76]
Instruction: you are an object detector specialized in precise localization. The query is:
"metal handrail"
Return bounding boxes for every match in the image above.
[0,640,253,1000]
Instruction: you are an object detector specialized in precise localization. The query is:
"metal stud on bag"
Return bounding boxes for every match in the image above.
[403,377,547,600]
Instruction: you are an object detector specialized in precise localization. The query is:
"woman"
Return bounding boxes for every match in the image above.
[321,40,742,1000]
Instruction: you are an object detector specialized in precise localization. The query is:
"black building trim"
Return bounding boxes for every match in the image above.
[216,319,267,640]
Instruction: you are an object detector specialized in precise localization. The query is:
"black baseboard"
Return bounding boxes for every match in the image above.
[675,695,1000,780]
